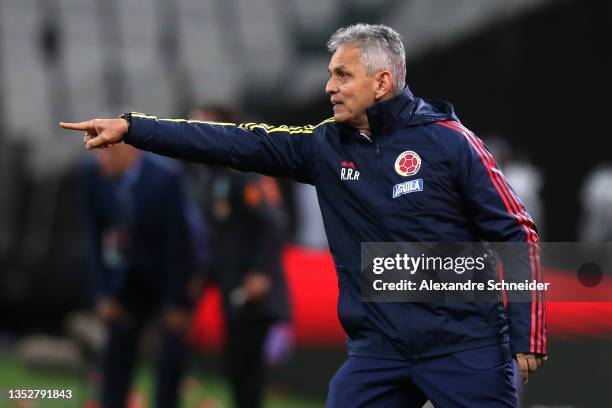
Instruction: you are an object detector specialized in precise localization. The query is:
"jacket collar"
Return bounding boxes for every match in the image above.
[366,86,415,136]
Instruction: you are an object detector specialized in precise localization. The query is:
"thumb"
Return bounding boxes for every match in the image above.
[59,120,94,131]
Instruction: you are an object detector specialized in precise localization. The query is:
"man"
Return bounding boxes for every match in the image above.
[189,105,291,408]
[82,143,197,408]
[63,23,546,407]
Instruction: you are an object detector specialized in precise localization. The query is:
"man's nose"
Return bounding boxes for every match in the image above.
[325,78,337,94]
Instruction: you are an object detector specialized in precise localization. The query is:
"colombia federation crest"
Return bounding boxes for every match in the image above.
[394,150,421,177]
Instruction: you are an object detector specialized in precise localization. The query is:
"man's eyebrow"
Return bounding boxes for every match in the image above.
[328,65,348,73]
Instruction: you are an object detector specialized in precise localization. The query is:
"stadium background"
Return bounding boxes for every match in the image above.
[0,0,610,406]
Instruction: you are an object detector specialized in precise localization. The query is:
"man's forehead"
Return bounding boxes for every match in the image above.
[328,45,362,70]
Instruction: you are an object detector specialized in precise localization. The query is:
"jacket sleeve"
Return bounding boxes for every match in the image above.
[123,114,326,185]
[441,120,547,356]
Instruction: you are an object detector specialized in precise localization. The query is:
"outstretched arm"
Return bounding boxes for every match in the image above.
[60,114,330,184]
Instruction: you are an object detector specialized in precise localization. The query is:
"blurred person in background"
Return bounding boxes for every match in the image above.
[578,164,612,274]
[63,23,546,408]
[188,105,292,408]
[81,143,198,408]
[579,163,612,242]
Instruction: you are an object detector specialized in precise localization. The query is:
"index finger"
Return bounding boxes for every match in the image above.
[59,120,94,131]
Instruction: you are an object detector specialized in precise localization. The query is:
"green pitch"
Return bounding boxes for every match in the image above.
[0,353,323,408]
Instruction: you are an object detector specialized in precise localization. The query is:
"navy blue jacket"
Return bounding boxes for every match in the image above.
[82,154,195,308]
[123,88,546,359]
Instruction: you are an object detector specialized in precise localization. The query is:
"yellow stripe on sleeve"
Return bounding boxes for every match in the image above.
[132,113,335,135]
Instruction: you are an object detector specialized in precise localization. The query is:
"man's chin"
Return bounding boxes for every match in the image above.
[333,112,349,124]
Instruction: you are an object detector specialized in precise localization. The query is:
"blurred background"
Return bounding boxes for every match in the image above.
[0,0,611,407]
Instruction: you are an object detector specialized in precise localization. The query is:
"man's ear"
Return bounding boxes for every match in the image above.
[375,71,393,100]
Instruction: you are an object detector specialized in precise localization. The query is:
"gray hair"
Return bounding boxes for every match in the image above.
[327,23,406,96]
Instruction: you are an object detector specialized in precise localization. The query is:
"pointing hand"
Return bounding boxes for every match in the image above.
[59,118,129,150]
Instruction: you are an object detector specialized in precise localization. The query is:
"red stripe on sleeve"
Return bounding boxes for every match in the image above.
[436,120,544,354]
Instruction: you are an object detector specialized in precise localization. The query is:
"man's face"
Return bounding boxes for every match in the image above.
[96,144,137,177]
[326,45,379,129]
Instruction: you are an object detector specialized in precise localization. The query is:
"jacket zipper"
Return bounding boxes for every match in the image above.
[374,140,393,241]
